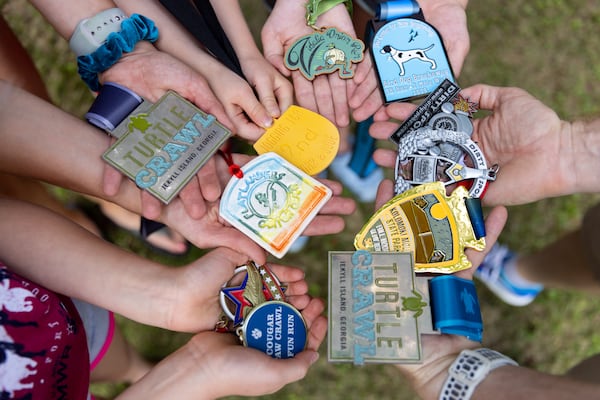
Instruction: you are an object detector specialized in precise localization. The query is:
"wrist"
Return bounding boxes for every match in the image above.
[438,348,518,400]
[571,118,600,194]
[69,7,128,56]
[419,0,468,12]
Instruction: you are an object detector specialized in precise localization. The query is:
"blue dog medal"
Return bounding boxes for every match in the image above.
[238,301,308,359]
[369,1,455,102]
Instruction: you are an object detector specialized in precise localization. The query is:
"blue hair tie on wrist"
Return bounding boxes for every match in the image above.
[77,14,159,91]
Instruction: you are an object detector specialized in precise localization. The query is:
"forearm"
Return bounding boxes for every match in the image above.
[474,365,600,400]
[419,0,468,12]
[403,347,600,400]
[0,198,173,328]
[210,0,262,60]
[28,0,117,39]
[570,118,600,194]
[116,336,216,400]
[115,0,237,87]
[0,80,142,211]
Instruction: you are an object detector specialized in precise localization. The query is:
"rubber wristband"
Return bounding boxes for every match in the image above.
[69,8,128,57]
[85,82,143,131]
[430,275,483,342]
[77,14,159,92]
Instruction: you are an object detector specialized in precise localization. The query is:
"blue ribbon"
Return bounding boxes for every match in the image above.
[430,275,483,342]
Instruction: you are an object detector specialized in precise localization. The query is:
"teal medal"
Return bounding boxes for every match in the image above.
[368,0,455,102]
[284,0,364,80]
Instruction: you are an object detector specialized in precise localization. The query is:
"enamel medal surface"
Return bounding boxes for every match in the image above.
[219,153,332,258]
[238,301,308,359]
[285,27,365,80]
[328,250,437,364]
[371,18,454,102]
[253,105,339,176]
[102,91,231,203]
[354,182,485,273]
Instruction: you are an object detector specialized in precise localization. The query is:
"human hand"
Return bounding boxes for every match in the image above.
[461,84,573,205]
[262,0,358,127]
[370,84,572,206]
[350,0,469,121]
[419,0,470,77]
[119,292,326,399]
[212,152,357,237]
[374,178,508,399]
[200,55,293,143]
[239,53,294,126]
[159,247,311,332]
[99,42,233,220]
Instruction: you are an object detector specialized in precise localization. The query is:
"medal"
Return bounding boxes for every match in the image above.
[284,0,364,80]
[354,182,485,273]
[218,262,307,359]
[367,0,455,103]
[390,79,498,201]
[327,250,483,365]
[92,84,231,203]
[253,105,339,176]
[219,153,332,258]
[220,262,285,326]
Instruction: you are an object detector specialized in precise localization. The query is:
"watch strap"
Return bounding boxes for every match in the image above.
[70,8,128,57]
[439,348,518,400]
[429,275,483,342]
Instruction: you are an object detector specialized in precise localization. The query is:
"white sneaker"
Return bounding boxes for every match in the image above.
[328,152,383,203]
[474,244,543,306]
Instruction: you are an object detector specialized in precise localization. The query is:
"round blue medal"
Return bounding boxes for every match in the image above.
[240,301,307,359]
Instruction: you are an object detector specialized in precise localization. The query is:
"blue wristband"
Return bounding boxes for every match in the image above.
[85,82,143,131]
[430,275,483,342]
[77,14,159,92]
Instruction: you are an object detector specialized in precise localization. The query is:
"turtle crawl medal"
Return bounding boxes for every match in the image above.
[354,182,485,273]
[328,250,437,364]
[101,90,231,203]
[285,27,365,80]
[219,153,332,258]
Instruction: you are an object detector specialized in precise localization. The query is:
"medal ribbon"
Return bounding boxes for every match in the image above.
[306,0,353,28]
[217,143,243,179]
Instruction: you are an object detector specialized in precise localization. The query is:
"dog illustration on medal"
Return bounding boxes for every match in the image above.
[380,43,437,76]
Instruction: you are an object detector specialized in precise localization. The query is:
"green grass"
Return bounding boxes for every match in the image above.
[3,0,600,398]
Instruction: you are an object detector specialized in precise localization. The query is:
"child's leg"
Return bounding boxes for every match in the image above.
[73,299,152,384]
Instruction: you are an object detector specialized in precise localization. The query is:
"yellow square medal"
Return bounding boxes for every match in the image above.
[354,182,485,273]
[220,152,332,258]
